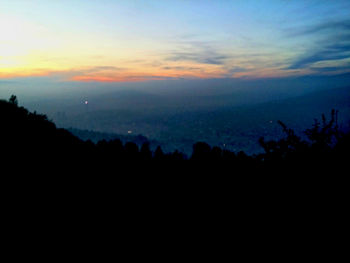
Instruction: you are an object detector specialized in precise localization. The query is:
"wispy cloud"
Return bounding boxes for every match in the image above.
[71,75,175,82]
[310,62,350,74]
[165,41,230,65]
[69,66,126,75]
[288,38,350,69]
[167,51,228,65]
[287,19,350,70]
[287,20,350,37]
[162,66,201,71]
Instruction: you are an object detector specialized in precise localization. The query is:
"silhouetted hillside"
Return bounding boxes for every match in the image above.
[1,96,87,169]
[43,85,350,155]
[1,95,349,174]
[67,128,163,152]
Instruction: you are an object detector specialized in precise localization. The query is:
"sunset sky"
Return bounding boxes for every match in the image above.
[1,0,350,83]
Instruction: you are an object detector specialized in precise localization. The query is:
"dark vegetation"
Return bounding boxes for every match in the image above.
[1,95,349,173]
[2,95,348,236]
[48,85,350,155]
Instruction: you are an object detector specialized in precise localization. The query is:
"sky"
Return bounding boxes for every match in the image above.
[1,0,350,83]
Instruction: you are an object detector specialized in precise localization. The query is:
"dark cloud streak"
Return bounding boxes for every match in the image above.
[287,19,350,70]
[167,50,228,65]
[287,20,350,37]
[165,41,230,65]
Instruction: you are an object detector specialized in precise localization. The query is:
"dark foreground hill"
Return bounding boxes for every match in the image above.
[1,95,350,176]
[1,95,349,244]
[46,85,350,155]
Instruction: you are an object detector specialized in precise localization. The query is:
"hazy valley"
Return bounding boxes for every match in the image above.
[12,77,349,156]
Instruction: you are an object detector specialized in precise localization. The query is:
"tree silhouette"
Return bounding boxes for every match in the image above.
[140,142,152,161]
[154,146,165,161]
[9,95,18,106]
[124,142,139,161]
[1,96,349,170]
[305,109,339,151]
[211,146,223,161]
[191,142,211,161]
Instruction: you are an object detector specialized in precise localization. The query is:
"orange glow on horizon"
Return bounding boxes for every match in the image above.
[1,2,349,83]
[0,66,312,82]
[0,69,52,79]
[71,75,159,82]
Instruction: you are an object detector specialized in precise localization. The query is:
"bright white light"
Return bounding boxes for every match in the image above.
[84,100,89,105]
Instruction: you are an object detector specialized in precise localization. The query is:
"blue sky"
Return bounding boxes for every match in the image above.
[0,0,349,82]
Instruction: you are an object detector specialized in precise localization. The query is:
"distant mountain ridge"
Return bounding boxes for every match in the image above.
[1,94,349,174]
[68,128,163,153]
[55,86,350,155]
